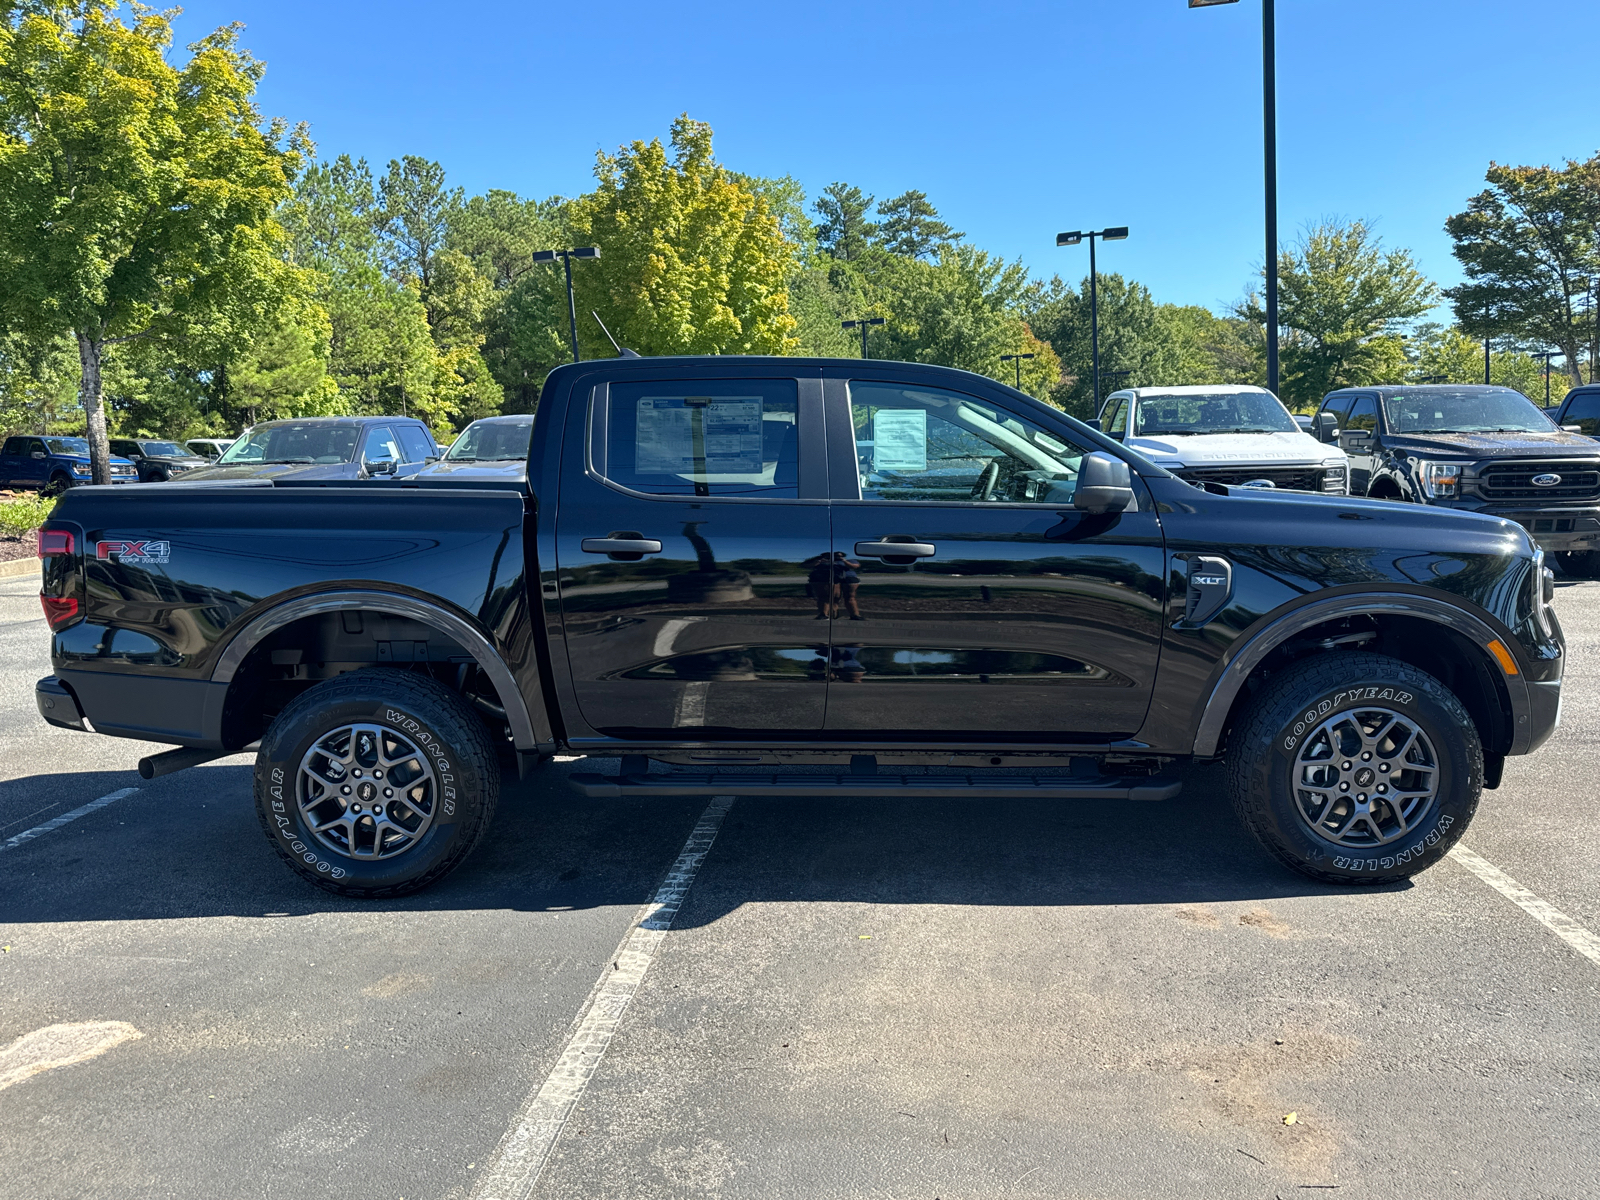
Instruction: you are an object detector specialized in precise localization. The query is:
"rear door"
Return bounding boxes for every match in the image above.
[555,368,831,736]
[395,424,436,476]
[820,368,1166,739]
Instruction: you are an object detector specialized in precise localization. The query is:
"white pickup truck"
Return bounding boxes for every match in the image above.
[1096,385,1348,494]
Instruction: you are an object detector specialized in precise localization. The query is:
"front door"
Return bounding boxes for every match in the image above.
[822,371,1166,739]
[1341,394,1379,494]
[556,372,831,736]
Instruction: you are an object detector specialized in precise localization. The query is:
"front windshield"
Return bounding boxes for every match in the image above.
[219,424,359,465]
[446,420,534,461]
[138,441,188,457]
[43,437,90,455]
[1383,388,1556,434]
[1136,392,1298,436]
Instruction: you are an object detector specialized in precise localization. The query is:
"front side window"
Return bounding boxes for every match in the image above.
[848,381,1092,504]
[1344,397,1378,433]
[1134,391,1298,436]
[1102,397,1128,435]
[221,424,359,464]
[599,379,799,498]
[110,440,137,456]
[363,426,401,464]
[1383,387,1556,435]
[1562,392,1600,436]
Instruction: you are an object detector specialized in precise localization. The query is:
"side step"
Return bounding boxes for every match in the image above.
[568,771,1182,802]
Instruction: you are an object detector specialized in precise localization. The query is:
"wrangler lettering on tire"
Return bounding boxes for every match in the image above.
[253,668,499,898]
[1226,652,1481,884]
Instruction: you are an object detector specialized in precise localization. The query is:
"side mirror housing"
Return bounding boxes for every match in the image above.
[1340,429,1371,451]
[1562,424,1582,434]
[1312,412,1340,443]
[1073,451,1135,514]
[365,454,399,477]
[31,450,47,460]
[1083,417,1103,432]
[425,454,440,463]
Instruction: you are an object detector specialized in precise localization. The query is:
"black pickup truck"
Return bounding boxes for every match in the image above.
[34,357,1564,897]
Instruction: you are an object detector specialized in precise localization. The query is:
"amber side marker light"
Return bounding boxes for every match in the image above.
[1486,639,1519,675]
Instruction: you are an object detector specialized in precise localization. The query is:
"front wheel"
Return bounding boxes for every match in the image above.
[254,668,500,897]
[42,473,74,497]
[1226,652,1481,884]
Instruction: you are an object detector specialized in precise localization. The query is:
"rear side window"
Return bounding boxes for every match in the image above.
[1563,392,1600,436]
[598,379,799,498]
[2,438,20,455]
[397,425,435,463]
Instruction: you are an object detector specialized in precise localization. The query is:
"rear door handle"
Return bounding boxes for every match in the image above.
[581,538,663,555]
[855,540,937,559]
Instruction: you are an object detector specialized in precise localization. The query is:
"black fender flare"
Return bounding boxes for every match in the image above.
[208,589,551,750]
[1191,592,1531,758]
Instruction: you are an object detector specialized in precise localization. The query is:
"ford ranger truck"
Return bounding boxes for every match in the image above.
[34,357,1563,897]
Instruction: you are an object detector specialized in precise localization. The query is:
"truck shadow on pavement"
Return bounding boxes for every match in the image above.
[0,760,1407,927]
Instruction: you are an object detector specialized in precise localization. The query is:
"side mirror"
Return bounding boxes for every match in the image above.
[30,450,47,460]
[1083,417,1103,432]
[424,454,440,463]
[1339,429,1371,451]
[1562,424,1582,434]
[1073,451,1134,514]
[365,453,399,476]
[1312,412,1340,443]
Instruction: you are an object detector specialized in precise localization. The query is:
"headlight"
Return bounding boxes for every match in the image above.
[1320,464,1347,493]
[71,464,91,474]
[1417,460,1462,499]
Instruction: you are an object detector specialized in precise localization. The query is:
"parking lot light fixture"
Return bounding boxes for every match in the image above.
[841,317,886,359]
[1530,350,1560,407]
[1000,352,1036,390]
[533,247,602,362]
[1056,227,1129,412]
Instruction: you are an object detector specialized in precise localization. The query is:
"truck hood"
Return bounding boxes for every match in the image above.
[1128,430,1342,467]
[413,459,527,480]
[1380,430,1600,459]
[177,461,359,482]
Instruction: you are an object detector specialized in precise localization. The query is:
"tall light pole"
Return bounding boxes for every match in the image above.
[532,246,600,362]
[1000,352,1036,390]
[1189,0,1278,396]
[1531,350,1559,406]
[1056,227,1129,413]
[842,317,886,359]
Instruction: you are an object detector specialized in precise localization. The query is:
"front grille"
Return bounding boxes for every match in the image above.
[1174,465,1324,492]
[1477,460,1600,502]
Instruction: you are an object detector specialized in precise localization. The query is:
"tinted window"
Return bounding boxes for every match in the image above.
[397,426,434,463]
[447,420,534,461]
[847,381,1092,505]
[1382,387,1554,434]
[1561,392,1600,436]
[221,424,359,464]
[110,440,138,456]
[1345,397,1378,433]
[2,438,21,455]
[600,379,799,498]
[1320,395,1352,423]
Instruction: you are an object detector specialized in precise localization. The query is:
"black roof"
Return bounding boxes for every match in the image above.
[1324,383,1530,399]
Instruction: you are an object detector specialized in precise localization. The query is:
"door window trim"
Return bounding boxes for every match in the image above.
[584,376,828,503]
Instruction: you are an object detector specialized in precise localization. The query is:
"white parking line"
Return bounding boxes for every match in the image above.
[0,787,140,855]
[1450,844,1600,969]
[471,796,735,1200]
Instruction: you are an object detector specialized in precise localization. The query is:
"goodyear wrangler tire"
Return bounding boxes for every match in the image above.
[1226,652,1481,885]
[254,668,499,898]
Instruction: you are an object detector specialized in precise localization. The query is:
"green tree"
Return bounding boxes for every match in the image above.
[568,116,797,357]
[1445,157,1600,385]
[1241,220,1436,406]
[1407,325,1572,405]
[877,189,963,260]
[0,2,311,480]
[813,182,879,262]
[0,331,80,437]
[377,155,463,301]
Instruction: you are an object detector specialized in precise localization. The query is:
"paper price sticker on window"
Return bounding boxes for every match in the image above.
[872,409,927,473]
[636,397,765,476]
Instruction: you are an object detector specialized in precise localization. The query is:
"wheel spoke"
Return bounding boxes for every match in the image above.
[1294,705,1440,850]
[296,722,440,863]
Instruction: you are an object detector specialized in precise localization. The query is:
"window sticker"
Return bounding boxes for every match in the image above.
[872,409,927,472]
[635,397,765,475]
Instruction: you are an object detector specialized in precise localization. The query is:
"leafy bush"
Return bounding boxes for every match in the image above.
[0,494,56,539]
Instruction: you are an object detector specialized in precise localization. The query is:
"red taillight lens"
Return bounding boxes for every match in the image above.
[40,594,79,628]
[37,529,74,557]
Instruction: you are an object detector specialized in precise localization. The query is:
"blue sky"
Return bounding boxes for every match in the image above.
[176,0,1600,318]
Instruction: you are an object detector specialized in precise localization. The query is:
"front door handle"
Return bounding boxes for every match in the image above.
[855,540,936,559]
[581,537,663,556]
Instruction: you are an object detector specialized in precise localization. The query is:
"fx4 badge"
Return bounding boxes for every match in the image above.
[96,539,171,565]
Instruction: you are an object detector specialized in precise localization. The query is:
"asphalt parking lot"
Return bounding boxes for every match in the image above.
[2,568,1597,1200]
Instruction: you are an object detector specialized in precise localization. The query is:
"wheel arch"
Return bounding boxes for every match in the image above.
[208,590,548,752]
[1194,594,1529,760]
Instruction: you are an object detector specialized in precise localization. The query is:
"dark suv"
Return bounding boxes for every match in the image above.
[1314,383,1600,573]
[109,438,209,482]
[1548,384,1600,438]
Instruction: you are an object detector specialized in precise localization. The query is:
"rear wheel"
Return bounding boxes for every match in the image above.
[253,668,499,897]
[1226,652,1481,884]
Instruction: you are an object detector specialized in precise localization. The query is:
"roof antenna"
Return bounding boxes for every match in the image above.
[591,311,640,358]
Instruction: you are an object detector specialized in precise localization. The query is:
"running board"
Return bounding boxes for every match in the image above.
[567,771,1182,801]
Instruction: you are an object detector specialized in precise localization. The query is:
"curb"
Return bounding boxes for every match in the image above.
[0,557,40,581]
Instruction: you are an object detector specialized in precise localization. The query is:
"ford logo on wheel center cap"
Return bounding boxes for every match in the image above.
[1532,473,1562,487]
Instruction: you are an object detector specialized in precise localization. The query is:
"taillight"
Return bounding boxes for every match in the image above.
[40,595,79,628]
[38,528,73,557]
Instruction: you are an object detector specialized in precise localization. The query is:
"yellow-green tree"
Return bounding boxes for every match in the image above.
[0,2,313,481]
[568,117,797,357]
